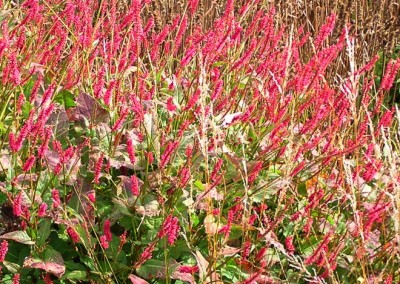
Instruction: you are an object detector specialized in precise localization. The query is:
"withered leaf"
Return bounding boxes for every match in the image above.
[69,91,107,122]
[24,256,65,278]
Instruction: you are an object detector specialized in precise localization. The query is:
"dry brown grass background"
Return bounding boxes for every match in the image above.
[143,0,399,79]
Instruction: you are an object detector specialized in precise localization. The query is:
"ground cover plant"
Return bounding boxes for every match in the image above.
[0,0,399,283]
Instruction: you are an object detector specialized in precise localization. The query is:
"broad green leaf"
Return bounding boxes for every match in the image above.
[62,270,87,281]
[37,218,52,246]
[3,261,20,273]
[297,183,307,196]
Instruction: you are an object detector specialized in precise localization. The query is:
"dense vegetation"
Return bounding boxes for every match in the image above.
[0,0,399,283]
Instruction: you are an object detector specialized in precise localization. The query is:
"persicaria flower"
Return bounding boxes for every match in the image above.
[378,109,394,130]
[180,46,196,67]
[38,127,52,159]
[9,53,21,86]
[178,265,199,274]
[12,274,20,284]
[314,13,336,50]
[188,0,199,14]
[146,151,154,164]
[94,153,104,184]
[241,240,251,258]
[43,274,53,284]
[130,175,140,196]
[111,108,129,132]
[158,214,180,245]
[211,79,223,101]
[160,141,179,168]
[184,89,200,111]
[21,220,27,230]
[103,80,116,106]
[16,93,25,114]
[100,235,109,249]
[9,133,18,152]
[87,190,96,203]
[67,227,80,243]
[166,97,177,112]
[210,158,224,183]
[40,84,55,107]
[103,219,112,242]
[137,242,155,267]
[285,236,295,253]
[13,192,23,217]
[218,222,232,238]
[22,155,36,172]
[126,138,136,165]
[178,168,191,188]
[255,247,267,261]
[38,202,47,217]
[248,161,263,184]
[380,59,400,91]
[118,231,128,253]
[0,240,8,262]
[52,189,61,208]
[143,17,155,35]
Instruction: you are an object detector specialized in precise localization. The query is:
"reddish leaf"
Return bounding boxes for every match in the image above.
[204,214,222,236]
[193,251,222,283]
[171,269,195,284]
[0,231,35,245]
[128,274,149,284]
[68,91,107,122]
[219,246,241,256]
[24,257,65,278]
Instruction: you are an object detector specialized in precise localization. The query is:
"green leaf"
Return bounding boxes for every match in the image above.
[193,180,204,190]
[62,90,77,108]
[298,183,307,197]
[221,263,248,282]
[136,259,178,280]
[53,90,75,108]
[62,270,87,281]
[326,215,335,226]
[212,61,226,67]
[37,218,52,246]
[3,261,21,273]
[298,236,320,257]
[82,256,97,271]
[112,197,133,216]
[22,101,33,118]
[23,77,35,97]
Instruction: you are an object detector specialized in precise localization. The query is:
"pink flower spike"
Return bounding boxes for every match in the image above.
[285,236,295,253]
[127,138,136,165]
[103,219,112,242]
[100,235,109,249]
[13,193,23,217]
[166,97,177,112]
[12,274,20,284]
[38,203,48,217]
[0,240,8,262]
[67,227,80,243]
[52,189,61,209]
[158,214,180,245]
[87,190,96,203]
[94,153,104,184]
[130,175,140,196]
[22,155,36,172]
